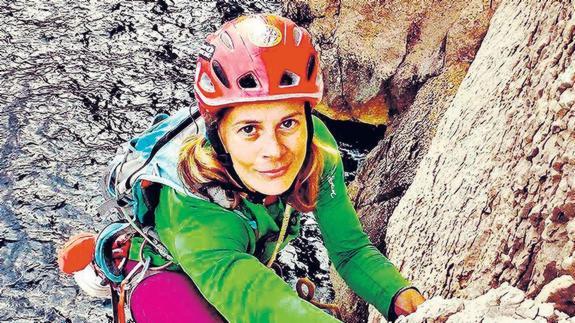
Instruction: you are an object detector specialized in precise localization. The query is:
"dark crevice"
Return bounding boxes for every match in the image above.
[282,1,314,28]
[216,0,245,24]
[152,0,168,15]
[374,186,407,203]
[516,242,541,292]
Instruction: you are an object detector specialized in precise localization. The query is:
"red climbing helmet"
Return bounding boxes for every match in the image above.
[193,14,323,119]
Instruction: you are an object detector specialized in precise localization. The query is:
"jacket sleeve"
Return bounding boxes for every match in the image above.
[313,117,412,320]
[154,186,341,323]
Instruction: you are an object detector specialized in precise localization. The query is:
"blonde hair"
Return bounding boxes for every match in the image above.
[177,133,324,212]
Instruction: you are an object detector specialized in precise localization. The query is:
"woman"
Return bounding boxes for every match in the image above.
[130,14,425,322]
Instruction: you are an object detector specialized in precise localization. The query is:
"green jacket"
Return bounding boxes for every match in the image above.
[153,116,411,322]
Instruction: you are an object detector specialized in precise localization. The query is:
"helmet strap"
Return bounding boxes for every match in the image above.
[279,101,314,202]
[304,101,314,155]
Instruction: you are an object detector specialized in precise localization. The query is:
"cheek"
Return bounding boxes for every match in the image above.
[286,132,308,162]
[227,138,257,167]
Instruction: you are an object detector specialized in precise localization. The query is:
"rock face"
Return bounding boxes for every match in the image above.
[386,0,575,298]
[377,282,575,323]
[356,0,575,321]
[333,65,464,321]
[349,62,470,251]
[284,0,497,319]
[282,0,496,124]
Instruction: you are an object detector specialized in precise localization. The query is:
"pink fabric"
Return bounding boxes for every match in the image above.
[125,262,225,323]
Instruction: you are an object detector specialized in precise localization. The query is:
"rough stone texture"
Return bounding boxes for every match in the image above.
[331,63,470,323]
[282,0,497,124]
[362,0,575,321]
[350,62,470,251]
[285,0,497,318]
[535,275,575,316]
[378,283,574,323]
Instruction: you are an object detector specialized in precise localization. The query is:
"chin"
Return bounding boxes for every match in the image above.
[249,172,296,196]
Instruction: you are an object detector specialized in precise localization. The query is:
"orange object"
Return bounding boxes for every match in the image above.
[194,14,323,118]
[140,179,154,189]
[117,282,127,323]
[57,232,96,274]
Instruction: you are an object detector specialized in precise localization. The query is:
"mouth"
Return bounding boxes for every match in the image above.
[257,164,289,179]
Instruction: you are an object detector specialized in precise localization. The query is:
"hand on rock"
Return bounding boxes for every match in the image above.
[393,288,426,318]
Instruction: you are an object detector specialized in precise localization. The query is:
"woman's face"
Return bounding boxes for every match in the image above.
[218,100,308,196]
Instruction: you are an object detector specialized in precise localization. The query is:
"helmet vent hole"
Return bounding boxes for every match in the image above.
[306,55,316,80]
[212,60,230,88]
[279,71,300,87]
[220,31,234,50]
[293,27,303,46]
[238,73,259,89]
[199,73,215,93]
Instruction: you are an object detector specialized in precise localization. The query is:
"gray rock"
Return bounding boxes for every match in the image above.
[515,299,538,320]
[537,303,555,319]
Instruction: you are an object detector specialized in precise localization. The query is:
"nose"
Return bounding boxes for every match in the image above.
[260,130,284,160]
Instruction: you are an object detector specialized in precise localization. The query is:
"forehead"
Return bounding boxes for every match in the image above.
[222,101,305,124]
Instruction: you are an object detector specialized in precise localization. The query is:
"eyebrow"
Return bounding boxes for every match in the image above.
[232,111,303,127]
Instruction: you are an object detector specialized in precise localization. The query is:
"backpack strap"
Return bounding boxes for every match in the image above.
[124,108,200,192]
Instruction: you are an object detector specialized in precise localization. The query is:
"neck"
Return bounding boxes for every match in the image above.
[263,195,279,206]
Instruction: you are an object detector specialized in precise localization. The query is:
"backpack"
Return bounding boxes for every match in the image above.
[94,105,205,284]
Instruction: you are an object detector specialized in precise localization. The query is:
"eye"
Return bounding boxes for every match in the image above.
[280,119,297,130]
[238,125,256,136]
